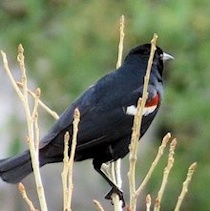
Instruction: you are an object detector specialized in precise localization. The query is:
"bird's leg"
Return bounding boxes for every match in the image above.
[93,159,125,207]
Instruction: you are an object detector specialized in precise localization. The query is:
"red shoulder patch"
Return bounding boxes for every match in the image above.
[145,93,159,107]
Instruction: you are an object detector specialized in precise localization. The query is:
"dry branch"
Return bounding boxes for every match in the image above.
[93,199,105,211]
[1,50,24,101]
[154,138,177,211]
[128,33,158,211]
[116,15,125,69]
[62,132,70,210]
[174,162,197,211]
[62,108,80,211]
[1,44,48,211]
[146,194,151,211]
[17,82,59,120]
[135,133,171,197]
[110,14,125,210]
[18,44,48,211]
[18,183,38,211]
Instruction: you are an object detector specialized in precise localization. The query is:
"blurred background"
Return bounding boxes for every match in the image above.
[0,0,210,210]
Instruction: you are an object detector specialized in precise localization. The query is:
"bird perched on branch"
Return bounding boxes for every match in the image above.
[0,43,173,207]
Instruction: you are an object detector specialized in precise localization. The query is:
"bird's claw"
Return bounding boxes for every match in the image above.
[105,187,125,207]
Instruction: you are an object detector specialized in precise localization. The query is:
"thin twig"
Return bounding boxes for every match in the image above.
[115,159,123,190]
[67,108,80,210]
[32,88,41,151]
[62,109,80,211]
[93,200,105,211]
[110,14,125,210]
[128,33,158,211]
[146,194,151,211]
[17,44,48,211]
[17,82,59,120]
[1,50,58,120]
[18,183,38,211]
[1,50,24,101]
[32,88,41,120]
[135,133,171,197]
[154,138,177,211]
[116,15,125,69]
[1,45,62,211]
[174,162,197,211]
[62,132,70,210]
[1,45,50,210]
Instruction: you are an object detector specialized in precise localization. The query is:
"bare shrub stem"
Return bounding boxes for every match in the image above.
[18,183,37,211]
[174,162,197,211]
[135,133,171,198]
[128,34,158,211]
[154,138,177,211]
[110,14,125,210]
[62,109,80,211]
[93,199,105,211]
[1,45,48,211]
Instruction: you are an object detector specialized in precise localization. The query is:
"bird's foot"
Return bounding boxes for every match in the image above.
[105,187,125,207]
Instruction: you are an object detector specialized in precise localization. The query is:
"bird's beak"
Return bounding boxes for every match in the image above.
[162,52,174,61]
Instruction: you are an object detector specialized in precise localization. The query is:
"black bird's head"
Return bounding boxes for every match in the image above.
[125,43,173,62]
[124,43,174,76]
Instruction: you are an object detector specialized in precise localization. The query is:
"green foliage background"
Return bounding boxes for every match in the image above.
[0,0,210,210]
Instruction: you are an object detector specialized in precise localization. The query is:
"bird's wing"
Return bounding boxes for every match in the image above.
[75,84,160,152]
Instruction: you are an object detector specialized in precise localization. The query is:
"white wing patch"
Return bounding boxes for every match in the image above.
[125,105,157,116]
[126,105,137,116]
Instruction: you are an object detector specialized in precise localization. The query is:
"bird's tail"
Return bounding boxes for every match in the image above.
[0,150,34,184]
